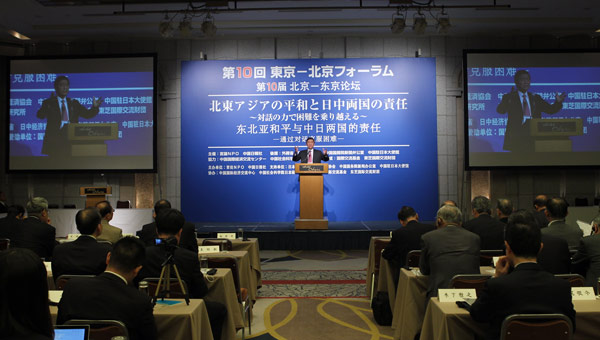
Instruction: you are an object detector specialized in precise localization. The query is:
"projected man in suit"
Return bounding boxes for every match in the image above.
[36,75,102,157]
[292,137,329,163]
[496,70,565,152]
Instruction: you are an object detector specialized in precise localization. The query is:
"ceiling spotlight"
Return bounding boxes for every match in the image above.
[179,16,193,37]
[201,12,217,36]
[413,12,427,35]
[391,11,406,34]
[436,8,451,34]
[158,13,173,38]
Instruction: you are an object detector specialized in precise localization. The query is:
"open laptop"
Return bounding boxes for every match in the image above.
[53,325,90,340]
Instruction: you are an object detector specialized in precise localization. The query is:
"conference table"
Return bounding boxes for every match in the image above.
[199,250,258,302]
[50,299,214,340]
[205,268,244,340]
[366,236,391,298]
[420,298,600,340]
[199,238,263,289]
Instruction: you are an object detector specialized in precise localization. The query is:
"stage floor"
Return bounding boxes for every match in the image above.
[195,220,398,232]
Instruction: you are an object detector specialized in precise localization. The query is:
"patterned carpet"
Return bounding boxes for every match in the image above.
[260,270,367,298]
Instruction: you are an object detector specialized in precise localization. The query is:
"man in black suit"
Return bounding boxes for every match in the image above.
[469,221,575,340]
[463,196,506,250]
[382,206,434,267]
[0,205,25,244]
[509,209,570,274]
[17,197,57,259]
[57,237,157,340]
[542,197,583,248]
[136,209,226,340]
[496,69,565,152]
[292,137,329,163]
[136,199,198,253]
[496,198,512,224]
[419,205,480,298]
[51,208,112,281]
[532,194,549,228]
[572,215,600,290]
[36,75,102,157]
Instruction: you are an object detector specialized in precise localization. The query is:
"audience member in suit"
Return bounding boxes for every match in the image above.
[136,199,198,253]
[469,221,576,340]
[0,190,7,213]
[51,208,112,281]
[419,205,480,298]
[57,237,157,340]
[292,137,329,163]
[463,196,506,250]
[0,248,54,340]
[0,205,25,244]
[17,197,57,260]
[509,209,571,274]
[383,206,435,268]
[496,199,512,224]
[532,194,549,228]
[542,197,583,248]
[572,215,600,291]
[95,200,123,244]
[136,209,227,340]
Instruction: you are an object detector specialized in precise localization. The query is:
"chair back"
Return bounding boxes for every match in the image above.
[65,319,129,340]
[206,256,243,302]
[142,277,189,299]
[500,314,572,340]
[0,238,10,251]
[405,250,421,268]
[373,238,390,272]
[480,249,504,266]
[555,274,585,287]
[449,274,492,296]
[116,200,131,209]
[55,274,97,290]
[202,238,233,251]
[63,204,76,209]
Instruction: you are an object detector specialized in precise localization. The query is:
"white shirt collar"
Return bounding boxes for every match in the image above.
[104,270,129,285]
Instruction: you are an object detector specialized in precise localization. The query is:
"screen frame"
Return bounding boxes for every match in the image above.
[463,48,600,170]
[5,53,158,174]
[53,324,90,340]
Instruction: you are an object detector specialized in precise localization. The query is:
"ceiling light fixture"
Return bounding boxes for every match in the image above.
[413,10,427,35]
[436,7,451,34]
[201,12,217,36]
[8,29,30,40]
[158,13,174,38]
[391,9,406,34]
[178,14,193,37]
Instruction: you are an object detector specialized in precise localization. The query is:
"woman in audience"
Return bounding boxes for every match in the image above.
[0,248,54,340]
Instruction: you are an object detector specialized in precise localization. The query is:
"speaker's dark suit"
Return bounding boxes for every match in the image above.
[57,272,157,340]
[572,234,600,288]
[538,234,571,274]
[36,96,99,156]
[136,221,198,253]
[0,216,23,244]
[463,214,506,250]
[292,148,329,163]
[470,262,575,340]
[51,235,111,280]
[17,217,57,259]
[496,90,562,152]
[419,225,480,298]
[383,220,435,267]
[542,220,583,248]
[136,245,227,340]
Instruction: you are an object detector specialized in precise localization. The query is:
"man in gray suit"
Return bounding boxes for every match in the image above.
[542,197,583,248]
[419,205,480,298]
[572,215,600,290]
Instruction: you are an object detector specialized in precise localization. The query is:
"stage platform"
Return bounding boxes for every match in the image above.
[194,221,399,250]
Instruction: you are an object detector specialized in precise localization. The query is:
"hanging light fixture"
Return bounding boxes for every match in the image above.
[436,7,451,34]
[413,9,427,35]
[158,13,173,38]
[391,9,406,34]
[201,12,217,36]
[178,14,193,37]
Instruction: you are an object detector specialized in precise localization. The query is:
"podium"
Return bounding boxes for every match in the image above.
[68,123,118,156]
[295,163,328,230]
[80,187,111,208]
[530,118,583,152]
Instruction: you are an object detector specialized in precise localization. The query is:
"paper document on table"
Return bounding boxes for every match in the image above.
[48,290,63,304]
[411,268,422,276]
[577,220,593,236]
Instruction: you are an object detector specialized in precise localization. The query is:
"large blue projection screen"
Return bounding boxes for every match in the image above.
[181,58,438,223]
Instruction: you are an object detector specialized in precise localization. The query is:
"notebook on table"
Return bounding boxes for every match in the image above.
[53,325,90,340]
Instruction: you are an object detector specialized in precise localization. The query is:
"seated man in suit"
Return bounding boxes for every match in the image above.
[419,205,480,298]
[292,137,329,163]
[51,208,112,280]
[463,196,506,250]
[57,237,157,340]
[17,197,57,260]
[136,209,226,340]
[95,200,123,244]
[509,209,571,274]
[496,198,513,224]
[572,215,600,291]
[136,199,198,253]
[542,197,583,248]
[532,194,549,228]
[469,221,576,340]
[0,205,25,243]
[382,206,434,268]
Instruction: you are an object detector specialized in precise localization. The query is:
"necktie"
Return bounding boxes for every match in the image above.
[522,93,531,123]
[308,150,313,163]
[61,99,68,122]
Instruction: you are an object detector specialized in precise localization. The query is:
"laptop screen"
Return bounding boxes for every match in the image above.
[53,325,89,340]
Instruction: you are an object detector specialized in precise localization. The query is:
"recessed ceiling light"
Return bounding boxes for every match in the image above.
[8,30,30,40]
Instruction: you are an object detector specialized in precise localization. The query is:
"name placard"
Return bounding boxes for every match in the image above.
[198,246,220,254]
[217,233,237,240]
[492,256,501,267]
[67,233,81,240]
[438,289,477,302]
[571,287,596,300]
